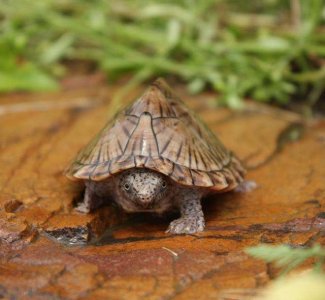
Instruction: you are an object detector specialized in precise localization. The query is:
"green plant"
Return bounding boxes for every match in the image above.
[246,244,325,275]
[0,0,324,109]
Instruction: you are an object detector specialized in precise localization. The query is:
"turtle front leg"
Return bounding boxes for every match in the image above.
[166,188,205,234]
[75,181,105,213]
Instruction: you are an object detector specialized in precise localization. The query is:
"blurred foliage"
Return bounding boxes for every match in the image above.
[247,244,325,300]
[255,272,325,300]
[246,244,325,275]
[0,0,324,108]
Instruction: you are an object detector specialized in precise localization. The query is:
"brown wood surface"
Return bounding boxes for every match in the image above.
[0,82,324,300]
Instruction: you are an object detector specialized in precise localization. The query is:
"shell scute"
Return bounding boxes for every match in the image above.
[170,164,193,186]
[144,157,174,176]
[190,169,214,187]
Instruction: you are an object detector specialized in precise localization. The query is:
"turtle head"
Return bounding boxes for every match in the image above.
[116,168,171,212]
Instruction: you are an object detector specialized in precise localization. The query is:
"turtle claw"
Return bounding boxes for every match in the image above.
[75,202,91,213]
[166,217,205,234]
[235,180,257,193]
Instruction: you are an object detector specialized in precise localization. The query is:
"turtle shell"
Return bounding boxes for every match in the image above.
[65,78,245,191]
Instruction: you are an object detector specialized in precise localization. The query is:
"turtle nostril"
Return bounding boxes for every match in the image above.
[137,197,153,208]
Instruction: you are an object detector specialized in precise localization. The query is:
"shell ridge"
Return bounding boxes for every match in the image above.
[160,133,174,155]
[192,148,199,170]
[120,114,141,156]
[116,137,123,153]
[123,112,160,158]
[175,141,184,161]
[188,169,195,185]
[150,114,161,156]
[121,123,131,138]
[188,144,192,169]
[89,136,104,180]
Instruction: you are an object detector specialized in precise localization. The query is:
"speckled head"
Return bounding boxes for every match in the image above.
[116,168,172,212]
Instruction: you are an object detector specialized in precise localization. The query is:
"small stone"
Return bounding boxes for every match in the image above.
[0,213,33,244]
[43,207,116,245]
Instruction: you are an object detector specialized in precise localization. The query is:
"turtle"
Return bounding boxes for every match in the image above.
[65,78,246,234]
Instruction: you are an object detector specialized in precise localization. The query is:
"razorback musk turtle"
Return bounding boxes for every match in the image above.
[65,78,246,234]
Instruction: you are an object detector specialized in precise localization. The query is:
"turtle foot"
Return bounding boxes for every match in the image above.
[166,216,205,234]
[75,202,91,213]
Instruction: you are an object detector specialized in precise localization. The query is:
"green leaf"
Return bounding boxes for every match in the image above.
[246,244,325,275]
[0,64,58,92]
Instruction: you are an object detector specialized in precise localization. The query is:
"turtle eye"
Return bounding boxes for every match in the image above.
[161,181,167,189]
[124,183,130,191]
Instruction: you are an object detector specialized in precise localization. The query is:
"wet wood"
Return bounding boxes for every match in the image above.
[0,83,324,299]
